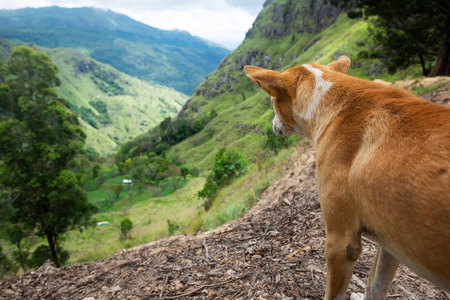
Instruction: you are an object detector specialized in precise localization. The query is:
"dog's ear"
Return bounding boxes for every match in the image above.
[244,66,287,100]
[327,55,351,74]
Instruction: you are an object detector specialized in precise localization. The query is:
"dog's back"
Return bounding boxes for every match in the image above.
[321,75,450,290]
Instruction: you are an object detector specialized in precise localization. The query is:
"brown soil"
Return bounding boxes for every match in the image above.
[1,84,449,300]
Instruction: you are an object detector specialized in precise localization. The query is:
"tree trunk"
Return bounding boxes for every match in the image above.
[45,230,60,267]
[418,54,429,76]
[431,12,450,76]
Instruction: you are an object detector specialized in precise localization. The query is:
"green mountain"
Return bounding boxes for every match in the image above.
[0,6,230,95]
[0,39,188,156]
[117,0,425,170]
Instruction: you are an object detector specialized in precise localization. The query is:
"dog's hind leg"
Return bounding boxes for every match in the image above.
[324,231,362,300]
[364,246,399,300]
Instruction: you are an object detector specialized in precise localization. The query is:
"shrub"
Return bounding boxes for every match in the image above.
[123,240,134,249]
[120,217,133,241]
[198,176,219,210]
[198,148,247,210]
[191,167,199,177]
[30,245,69,268]
[265,124,290,153]
[167,219,181,236]
[0,245,16,279]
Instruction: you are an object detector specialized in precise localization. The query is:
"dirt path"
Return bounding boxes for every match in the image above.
[1,84,449,300]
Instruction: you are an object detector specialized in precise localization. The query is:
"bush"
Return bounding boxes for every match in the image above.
[123,240,134,249]
[198,148,247,210]
[199,176,219,210]
[167,219,181,236]
[120,217,133,241]
[347,10,363,19]
[265,124,290,153]
[0,245,16,279]
[30,245,69,268]
[191,167,199,177]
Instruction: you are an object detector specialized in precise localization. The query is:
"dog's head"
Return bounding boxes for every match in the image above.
[244,56,351,138]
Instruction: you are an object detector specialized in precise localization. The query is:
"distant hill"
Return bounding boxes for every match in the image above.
[0,39,188,156]
[0,6,231,95]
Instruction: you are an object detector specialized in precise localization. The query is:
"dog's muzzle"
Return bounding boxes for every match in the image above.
[272,116,285,135]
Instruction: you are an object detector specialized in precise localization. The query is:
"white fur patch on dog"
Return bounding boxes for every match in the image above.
[302,64,332,120]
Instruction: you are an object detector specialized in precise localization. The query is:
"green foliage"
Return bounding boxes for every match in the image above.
[198,148,247,210]
[411,82,448,97]
[108,184,125,203]
[0,46,97,267]
[30,245,69,268]
[167,219,181,236]
[78,106,99,129]
[198,176,219,210]
[128,155,149,183]
[161,165,181,190]
[191,167,199,177]
[90,67,124,95]
[212,148,248,186]
[180,167,189,181]
[116,111,217,163]
[355,0,449,76]
[120,217,133,241]
[1,223,32,271]
[92,165,101,179]
[265,124,291,153]
[347,10,362,19]
[0,245,16,279]
[123,240,134,249]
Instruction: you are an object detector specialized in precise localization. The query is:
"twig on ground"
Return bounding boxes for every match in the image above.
[352,274,366,290]
[396,284,420,300]
[159,275,169,299]
[203,239,209,259]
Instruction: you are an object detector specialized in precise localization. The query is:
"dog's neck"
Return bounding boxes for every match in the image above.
[295,65,346,146]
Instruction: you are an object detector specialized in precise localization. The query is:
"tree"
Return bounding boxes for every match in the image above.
[0,46,97,267]
[120,217,133,241]
[108,183,124,203]
[212,148,247,186]
[198,148,247,210]
[341,0,450,76]
[92,165,101,179]
[180,167,189,182]
[161,165,181,190]
[129,155,149,183]
[198,175,219,210]
[144,163,159,183]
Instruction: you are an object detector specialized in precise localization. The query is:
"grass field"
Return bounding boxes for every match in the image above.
[65,176,204,263]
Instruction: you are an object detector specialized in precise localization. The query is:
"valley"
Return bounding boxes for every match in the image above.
[0,0,449,298]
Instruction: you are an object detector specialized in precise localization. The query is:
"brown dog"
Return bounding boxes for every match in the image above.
[244,56,450,300]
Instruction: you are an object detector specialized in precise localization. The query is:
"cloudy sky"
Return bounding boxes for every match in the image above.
[0,0,267,49]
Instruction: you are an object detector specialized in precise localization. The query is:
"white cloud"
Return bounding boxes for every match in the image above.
[0,0,266,49]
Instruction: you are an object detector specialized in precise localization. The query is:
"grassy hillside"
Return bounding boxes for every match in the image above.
[0,6,230,95]
[50,48,188,156]
[119,0,424,171]
[0,40,188,155]
[167,1,428,168]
